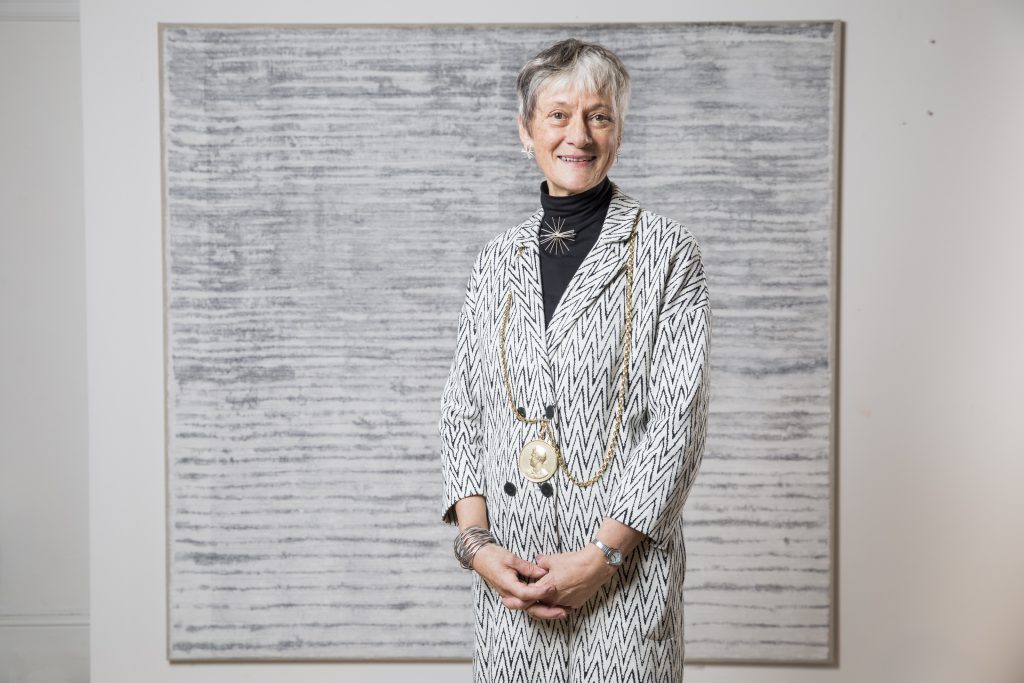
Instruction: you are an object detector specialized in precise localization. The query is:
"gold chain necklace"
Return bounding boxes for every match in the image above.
[499,207,641,489]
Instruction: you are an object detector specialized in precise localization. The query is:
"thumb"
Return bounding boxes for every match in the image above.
[535,552,552,570]
[516,556,548,579]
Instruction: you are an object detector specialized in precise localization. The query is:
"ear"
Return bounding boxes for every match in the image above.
[517,114,533,149]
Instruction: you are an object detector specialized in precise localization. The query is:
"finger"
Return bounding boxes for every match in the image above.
[501,580,560,610]
[513,556,548,580]
[535,552,552,570]
[503,578,557,604]
[501,594,535,611]
[526,602,569,620]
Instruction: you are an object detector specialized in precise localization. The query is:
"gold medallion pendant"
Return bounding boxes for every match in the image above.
[518,437,557,482]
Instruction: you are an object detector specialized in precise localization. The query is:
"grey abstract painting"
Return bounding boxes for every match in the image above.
[161,22,840,662]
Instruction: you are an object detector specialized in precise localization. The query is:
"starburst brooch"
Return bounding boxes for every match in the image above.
[539,216,576,255]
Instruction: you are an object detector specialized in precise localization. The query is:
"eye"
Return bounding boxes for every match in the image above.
[550,111,567,120]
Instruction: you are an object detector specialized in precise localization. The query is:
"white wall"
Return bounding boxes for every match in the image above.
[0,17,89,683]
[82,1,1024,682]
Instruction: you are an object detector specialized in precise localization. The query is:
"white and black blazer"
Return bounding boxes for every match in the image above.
[439,183,711,682]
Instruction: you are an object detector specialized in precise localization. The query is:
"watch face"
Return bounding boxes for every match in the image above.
[608,548,623,565]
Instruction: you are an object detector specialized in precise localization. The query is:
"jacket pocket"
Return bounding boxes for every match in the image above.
[643,592,674,641]
[640,541,675,641]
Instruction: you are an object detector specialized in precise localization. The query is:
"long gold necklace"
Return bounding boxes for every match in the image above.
[499,206,641,488]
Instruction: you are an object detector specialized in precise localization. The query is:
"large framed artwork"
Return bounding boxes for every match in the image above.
[161,21,841,663]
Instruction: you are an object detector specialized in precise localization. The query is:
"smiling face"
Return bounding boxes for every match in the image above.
[518,80,622,197]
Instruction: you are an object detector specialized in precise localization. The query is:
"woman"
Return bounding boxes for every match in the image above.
[439,38,711,683]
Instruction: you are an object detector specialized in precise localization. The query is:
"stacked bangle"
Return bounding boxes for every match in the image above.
[454,526,497,570]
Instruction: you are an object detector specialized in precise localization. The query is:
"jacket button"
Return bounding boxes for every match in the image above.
[539,482,553,497]
[517,406,526,417]
[545,404,555,419]
[503,482,517,496]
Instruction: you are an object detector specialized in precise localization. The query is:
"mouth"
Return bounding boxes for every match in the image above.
[558,154,597,166]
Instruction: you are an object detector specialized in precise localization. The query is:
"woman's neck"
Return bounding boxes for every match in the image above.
[539,176,613,229]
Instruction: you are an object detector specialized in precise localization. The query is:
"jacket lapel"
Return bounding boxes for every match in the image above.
[510,208,555,397]
[508,184,641,381]
[544,184,640,355]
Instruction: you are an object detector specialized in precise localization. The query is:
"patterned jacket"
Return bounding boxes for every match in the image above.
[439,183,711,682]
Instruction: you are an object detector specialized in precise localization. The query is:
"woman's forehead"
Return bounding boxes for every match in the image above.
[535,79,615,107]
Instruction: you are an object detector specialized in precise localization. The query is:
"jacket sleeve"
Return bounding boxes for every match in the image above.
[604,230,711,549]
[439,248,487,526]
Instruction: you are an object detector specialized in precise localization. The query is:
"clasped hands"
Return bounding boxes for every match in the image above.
[471,543,617,620]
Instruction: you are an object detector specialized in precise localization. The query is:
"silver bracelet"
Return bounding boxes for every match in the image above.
[454,525,497,570]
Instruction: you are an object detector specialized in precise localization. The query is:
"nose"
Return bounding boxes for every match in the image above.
[565,115,592,147]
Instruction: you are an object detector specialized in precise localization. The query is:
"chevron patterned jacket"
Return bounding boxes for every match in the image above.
[439,183,711,682]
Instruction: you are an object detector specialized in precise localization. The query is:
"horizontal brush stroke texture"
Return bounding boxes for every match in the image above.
[162,22,838,662]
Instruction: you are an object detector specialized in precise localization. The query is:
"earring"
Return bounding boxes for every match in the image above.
[521,145,535,160]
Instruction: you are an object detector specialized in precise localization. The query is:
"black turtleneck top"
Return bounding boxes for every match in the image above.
[538,175,615,327]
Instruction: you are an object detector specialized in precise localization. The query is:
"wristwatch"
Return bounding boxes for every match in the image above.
[590,538,623,566]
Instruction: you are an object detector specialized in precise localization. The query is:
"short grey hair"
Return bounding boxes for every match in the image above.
[516,38,631,135]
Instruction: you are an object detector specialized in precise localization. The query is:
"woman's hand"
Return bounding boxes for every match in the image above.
[531,545,618,609]
[471,544,570,620]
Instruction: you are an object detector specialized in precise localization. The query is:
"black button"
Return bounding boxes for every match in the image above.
[544,404,555,419]
[517,406,526,417]
[503,482,517,496]
[539,482,553,497]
